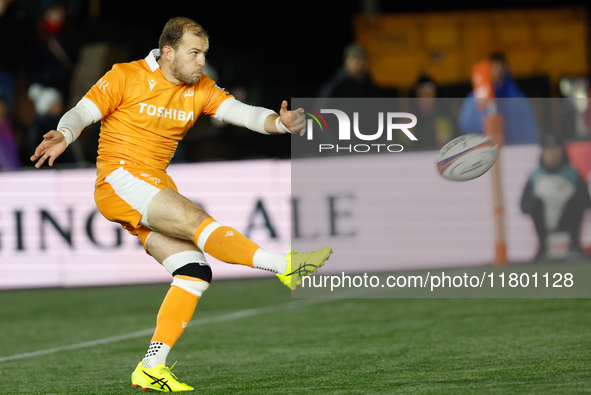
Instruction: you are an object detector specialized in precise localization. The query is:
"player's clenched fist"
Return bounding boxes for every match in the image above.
[30,130,67,168]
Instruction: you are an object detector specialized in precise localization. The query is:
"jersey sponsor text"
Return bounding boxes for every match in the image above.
[137,102,195,121]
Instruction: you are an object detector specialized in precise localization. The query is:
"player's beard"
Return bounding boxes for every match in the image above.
[171,57,202,85]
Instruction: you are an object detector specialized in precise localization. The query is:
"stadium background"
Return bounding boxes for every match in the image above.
[1,1,591,393]
[2,0,591,166]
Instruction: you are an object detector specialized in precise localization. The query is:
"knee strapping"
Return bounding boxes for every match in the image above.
[173,262,213,284]
[171,263,211,297]
[163,251,212,297]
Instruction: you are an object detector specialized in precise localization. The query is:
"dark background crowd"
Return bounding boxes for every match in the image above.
[1,0,591,171]
[0,0,361,168]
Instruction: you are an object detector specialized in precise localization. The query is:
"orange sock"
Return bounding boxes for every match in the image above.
[193,218,259,267]
[151,285,199,348]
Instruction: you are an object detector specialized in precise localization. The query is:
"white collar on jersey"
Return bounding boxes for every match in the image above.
[145,49,161,72]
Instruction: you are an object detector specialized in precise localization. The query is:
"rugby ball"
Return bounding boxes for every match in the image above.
[436,134,498,181]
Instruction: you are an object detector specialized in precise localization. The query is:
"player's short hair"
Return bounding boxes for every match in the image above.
[159,17,209,53]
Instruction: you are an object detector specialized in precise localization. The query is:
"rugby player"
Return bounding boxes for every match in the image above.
[31,16,332,392]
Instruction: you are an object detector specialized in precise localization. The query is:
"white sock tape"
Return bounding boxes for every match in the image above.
[171,276,210,297]
[196,221,221,251]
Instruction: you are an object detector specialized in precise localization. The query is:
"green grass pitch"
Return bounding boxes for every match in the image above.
[0,276,590,394]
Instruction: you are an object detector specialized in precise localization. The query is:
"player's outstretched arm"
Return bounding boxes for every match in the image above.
[30,99,101,168]
[263,100,306,136]
[30,130,67,168]
[215,98,306,136]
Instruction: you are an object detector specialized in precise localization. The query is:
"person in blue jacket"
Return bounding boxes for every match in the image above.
[458,53,539,144]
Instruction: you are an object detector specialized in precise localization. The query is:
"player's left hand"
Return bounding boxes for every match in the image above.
[30,130,67,168]
[279,100,306,136]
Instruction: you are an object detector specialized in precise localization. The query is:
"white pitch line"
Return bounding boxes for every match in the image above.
[0,298,330,363]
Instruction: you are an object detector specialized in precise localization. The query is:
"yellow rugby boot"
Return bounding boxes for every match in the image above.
[276,247,332,290]
[131,361,193,392]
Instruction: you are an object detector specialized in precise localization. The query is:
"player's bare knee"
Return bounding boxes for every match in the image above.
[147,189,207,237]
[145,233,201,262]
[174,201,209,237]
[162,251,211,297]
[188,204,210,227]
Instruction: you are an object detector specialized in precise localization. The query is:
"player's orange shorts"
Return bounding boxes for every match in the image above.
[94,163,178,248]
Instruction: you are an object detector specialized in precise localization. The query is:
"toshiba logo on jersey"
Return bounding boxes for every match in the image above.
[137,102,195,121]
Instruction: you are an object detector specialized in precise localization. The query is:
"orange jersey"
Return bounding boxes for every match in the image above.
[84,50,233,180]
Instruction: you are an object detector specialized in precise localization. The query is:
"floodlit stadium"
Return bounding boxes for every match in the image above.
[1,1,591,393]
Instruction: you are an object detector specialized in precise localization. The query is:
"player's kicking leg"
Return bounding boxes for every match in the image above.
[146,188,332,290]
[131,232,209,392]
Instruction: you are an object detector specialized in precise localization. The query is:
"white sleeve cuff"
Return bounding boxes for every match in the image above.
[57,98,102,146]
[214,97,275,135]
[213,97,237,121]
[78,97,103,122]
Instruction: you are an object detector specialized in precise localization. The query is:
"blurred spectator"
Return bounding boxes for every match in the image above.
[318,43,386,98]
[0,0,28,110]
[22,2,81,167]
[27,2,79,102]
[458,53,539,144]
[28,83,63,118]
[25,83,76,165]
[556,76,587,140]
[0,93,21,170]
[408,74,456,150]
[520,135,591,261]
[585,86,591,131]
